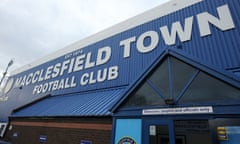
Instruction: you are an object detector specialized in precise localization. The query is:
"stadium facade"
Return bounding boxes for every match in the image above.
[1,0,240,143]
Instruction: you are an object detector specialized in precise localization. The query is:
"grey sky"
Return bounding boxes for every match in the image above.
[0,0,169,81]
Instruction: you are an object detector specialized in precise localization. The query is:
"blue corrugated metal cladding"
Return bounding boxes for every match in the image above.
[12,88,126,117]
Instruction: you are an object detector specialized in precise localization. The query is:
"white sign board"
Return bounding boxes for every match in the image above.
[149,125,156,136]
[142,106,213,115]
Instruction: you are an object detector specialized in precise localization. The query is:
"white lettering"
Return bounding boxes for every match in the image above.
[120,36,136,58]
[89,72,97,84]
[58,79,64,89]
[42,83,48,93]
[160,16,193,45]
[52,80,59,91]
[80,66,119,86]
[80,73,89,86]
[45,66,53,80]
[52,63,61,78]
[85,52,95,69]
[25,73,33,85]
[108,66,118,80]
[21,75,27,86]
[137,31,159,53]
[97,68,107,82]
[15,4,236,95]
[48,81,55,91]
[38,69,44,82]
[96,46,111,66]
[70,76,76,87]
[197,4,235,37]
[32,76,77,94]
[32,85,38,94]
[73,54,85,72]
[32,71,40,84]
[60,60,70,75]
[68,58,75,73]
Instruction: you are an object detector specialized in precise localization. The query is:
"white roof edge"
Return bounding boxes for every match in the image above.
[11,0,202,75]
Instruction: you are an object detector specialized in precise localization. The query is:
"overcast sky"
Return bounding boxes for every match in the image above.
[0,0,169,80]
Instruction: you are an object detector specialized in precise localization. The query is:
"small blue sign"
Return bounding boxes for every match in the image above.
[39,135,47,143]
[80,140,92,144]
[13,132,18,138]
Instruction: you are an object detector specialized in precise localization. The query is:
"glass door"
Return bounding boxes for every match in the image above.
[143,119,175,144]
[174,120,212,144]
[143,119,213,144]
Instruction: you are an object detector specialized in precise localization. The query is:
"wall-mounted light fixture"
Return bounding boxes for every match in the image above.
[165,98,175,105]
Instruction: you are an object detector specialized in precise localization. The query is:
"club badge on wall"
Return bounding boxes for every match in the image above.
[118,137,136,144]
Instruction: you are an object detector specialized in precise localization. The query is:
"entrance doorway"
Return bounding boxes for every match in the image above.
[143,119,212,144]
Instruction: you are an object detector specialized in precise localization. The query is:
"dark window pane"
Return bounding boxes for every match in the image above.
[179,72,240,103]
[149,58,170,98]
[174,120,211,144]
[171,57,197,98]
[123,83,165,107]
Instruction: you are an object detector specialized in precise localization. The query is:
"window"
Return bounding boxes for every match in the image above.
[122,56,240,108]
[124,81,165,107]
[171,57,197,98]
[179,72,240,104]
[149,58,170,98]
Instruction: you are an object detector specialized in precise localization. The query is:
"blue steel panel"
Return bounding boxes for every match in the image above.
[1,0,240,121]
[175,0,240,69]
[12,88,126,117]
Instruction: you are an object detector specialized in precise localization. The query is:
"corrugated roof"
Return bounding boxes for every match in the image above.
[12,88,126,117]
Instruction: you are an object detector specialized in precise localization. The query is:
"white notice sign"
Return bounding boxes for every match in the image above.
[149,125,156,136]
[142,106,213,115]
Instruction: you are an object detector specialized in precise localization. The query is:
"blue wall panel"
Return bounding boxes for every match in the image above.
[114,119,142,144]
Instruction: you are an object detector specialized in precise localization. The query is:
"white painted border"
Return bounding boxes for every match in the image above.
[11,0,203,75]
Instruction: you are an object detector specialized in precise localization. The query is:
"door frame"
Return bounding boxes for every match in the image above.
[142,118,175,144]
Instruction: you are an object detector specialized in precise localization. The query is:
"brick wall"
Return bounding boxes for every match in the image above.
[4,117,112,144]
